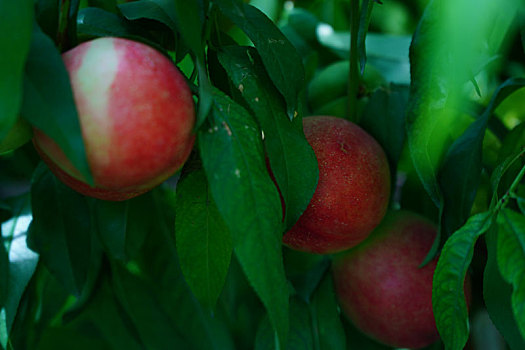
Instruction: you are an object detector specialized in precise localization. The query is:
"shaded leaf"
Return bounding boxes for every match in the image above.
[484,228,525,350]
[0,0,33,141]
[94,194,152,262]
[36,327,111,350]
[361,85,408,175]
[78,7,145,40]
[284,249,330,303]
[198,89,289,347]
[111,263,191,349]
[28,163,92,296]
[310,275,346,350]
[82,276,144,350]
[21,23,92,184]
[119,1,176,30]
[213,0,305,121]
[218,46,318,229]
[175,167,232,310]
[255,299,313,350]
[497,209,525,340]
[433,212,493,350]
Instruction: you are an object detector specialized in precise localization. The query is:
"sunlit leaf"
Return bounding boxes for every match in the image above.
[0,195,37,348]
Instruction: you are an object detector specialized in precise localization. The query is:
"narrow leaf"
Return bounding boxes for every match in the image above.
[361,85,408,175]
[198,89,289,347]
[111,263,191,349]
[255,299,313,350]
[28,163,92,296]
[433,212,493,350]
[77,7,145,40]
[213,0,305,121]
[357,0,375,74]
[21,23,92,184]
[497,209,525,340]
[118,1,176,30]
[218,46,318,229]
[311,275,346,350]
[94,194,151,262]
[175,167,233,310]
[0,0,33,141]
[83,277,144,350]
[484,228,525,350]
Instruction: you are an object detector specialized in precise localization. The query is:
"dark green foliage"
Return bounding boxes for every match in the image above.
[1,0,525,349]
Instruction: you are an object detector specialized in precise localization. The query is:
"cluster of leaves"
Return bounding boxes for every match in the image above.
[1,0,525,349]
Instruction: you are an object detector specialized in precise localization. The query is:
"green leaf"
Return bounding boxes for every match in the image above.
[36,327,111,350]
[94,194,152,262]
[21,23,92,185]
[406,0,521,211]
[433,212,494,350]
[0,195,38,348]
[198,89,289,347]
[111,263,191,349]
[484,228,525,350]
[213,0,305,121]
[119,0,211,127]
[35,0,59,39]
[284,249,330,303]
[439,116,486,238]
[77,7,144,39]
[310,275,346,350]
[218,46,318,229]
[255,299,313,350]
[118,0,177,30]
[128,195,236,350]
[357,0,375,74]
[361,85,408,175]
[490,148,525,208]
[175,167,233,310]
[28,163,92,296]
[0,0,33,141]
[496,209,525,340]
[80,275,144,350]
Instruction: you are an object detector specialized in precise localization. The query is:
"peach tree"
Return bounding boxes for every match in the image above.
[1,0,524,349]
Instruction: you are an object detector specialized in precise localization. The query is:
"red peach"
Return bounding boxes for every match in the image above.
[33,37,195,201]
[332,210,471,349]
[283,116,390,254]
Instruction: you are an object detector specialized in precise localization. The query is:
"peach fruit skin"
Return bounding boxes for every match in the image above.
[282,116,390,254]
[332,211,469,349]
[33,37,195,201]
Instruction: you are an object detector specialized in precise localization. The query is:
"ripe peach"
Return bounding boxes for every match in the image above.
[283,116,390,254]
[33,37,195,201]
[332,210,470,349]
